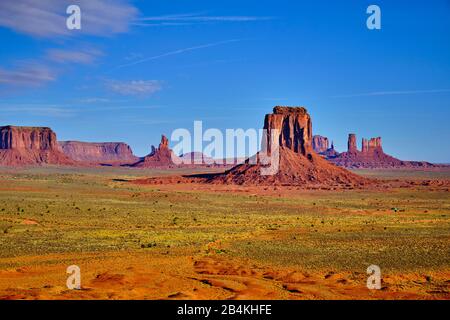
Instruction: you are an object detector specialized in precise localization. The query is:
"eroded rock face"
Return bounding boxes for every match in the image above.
[264,106,313,156]
[132,135,180,168]
[59,141,138,164]
[362,137,382,153]
[0,126,74,166]
[313,135,329,153]
[1,126,58,150]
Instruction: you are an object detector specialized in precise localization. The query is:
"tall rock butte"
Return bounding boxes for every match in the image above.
[132,135,180,168]
[328,134,435,169]
[209,107,369,187]
[0,126,74,166]
[348,134,358,153]
[59,141,138,165]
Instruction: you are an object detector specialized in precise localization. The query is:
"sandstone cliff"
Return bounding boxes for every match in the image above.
[59,141,138,165]
[0,126,74,166]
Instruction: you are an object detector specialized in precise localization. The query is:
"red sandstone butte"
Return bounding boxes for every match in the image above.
[131,135,181,168]
[207,107,369,187]
[0,126,75,166]
[59,141,138,165]
[329,134,435,169]
[348,133,358,153]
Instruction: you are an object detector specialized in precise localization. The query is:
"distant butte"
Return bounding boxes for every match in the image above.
[131,135,181,168]
[322,133,436,169]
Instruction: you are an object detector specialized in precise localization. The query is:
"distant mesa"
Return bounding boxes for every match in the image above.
[313,135,340,159]
[59,141,138,165]
[312,135,329,154]
[204,106,369,187]
[323,134,436,169]
[131,135,180,168]
[180,152,215,165]
[0,125,74,166]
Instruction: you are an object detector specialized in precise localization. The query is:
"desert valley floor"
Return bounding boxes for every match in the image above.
[0,166,449,300]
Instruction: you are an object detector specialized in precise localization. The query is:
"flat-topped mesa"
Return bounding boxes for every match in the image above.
[0,125,74,166]
[273,106,309,115]
[312,135,329,154]
[348,134,358,153]
[59,141,138,164]
[362,137,382,153]
[0,126,58,151]
[264,106,313,156]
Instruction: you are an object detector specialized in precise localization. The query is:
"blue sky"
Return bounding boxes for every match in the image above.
[0,0,449,162]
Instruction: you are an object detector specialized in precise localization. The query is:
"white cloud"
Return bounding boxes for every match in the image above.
[0,0,138,38]
[106,80,163,96]
[0,62,56,87]
[46,48,102,64]
[134,13,274,26]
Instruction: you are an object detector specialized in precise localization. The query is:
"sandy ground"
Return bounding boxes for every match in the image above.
[0,249,448,300]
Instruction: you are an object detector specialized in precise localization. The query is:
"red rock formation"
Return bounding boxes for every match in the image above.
[0,126,74,166]
[348,134,357,153]
[131,135,180,168]
[208,107,369,187]
[312,135,329,153]
[264,106,313,156]
[362,137,382,153]
[59,141,138,165]
[330,134,435,169]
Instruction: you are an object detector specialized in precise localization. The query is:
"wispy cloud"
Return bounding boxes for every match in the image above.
[133,13,274,27]
[0,0,137,38]
[0,104,75,117]
[334,89,450,98]
[115,39,241,69]
[106,80,164,96]
[0,62,56,87]
[79,97,111,103]
[46,48,103,64]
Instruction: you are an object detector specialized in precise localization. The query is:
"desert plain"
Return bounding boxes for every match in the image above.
[0,166,448,300]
